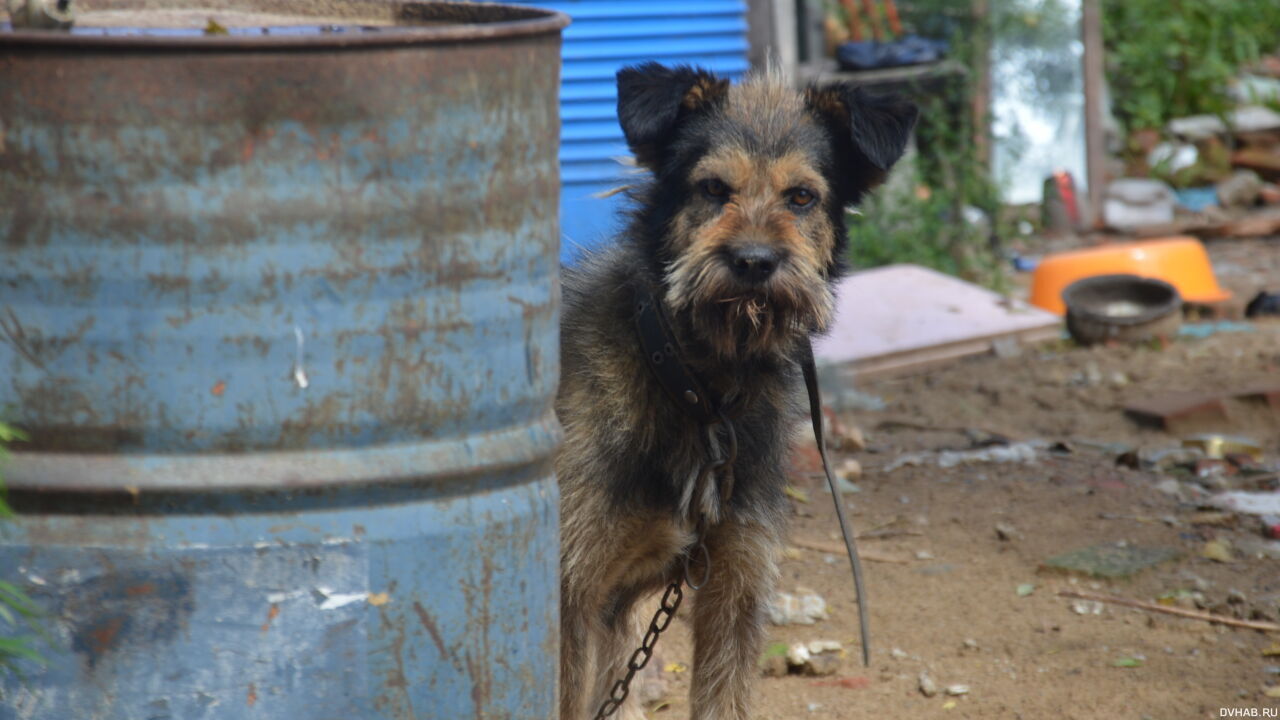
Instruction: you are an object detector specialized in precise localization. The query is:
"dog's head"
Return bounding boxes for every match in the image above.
[617,63,916,360]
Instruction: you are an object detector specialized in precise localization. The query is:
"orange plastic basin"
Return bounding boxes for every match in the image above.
[1030,237,1230,315]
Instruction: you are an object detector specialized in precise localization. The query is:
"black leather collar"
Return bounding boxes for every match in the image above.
[633,285,719,425]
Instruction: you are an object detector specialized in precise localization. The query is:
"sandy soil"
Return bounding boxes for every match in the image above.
[633,237,1280,720]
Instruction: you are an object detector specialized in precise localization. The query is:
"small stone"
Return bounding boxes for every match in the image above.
[767,592,829,625]
[945,684,970,696]
[995,522,1021,541]
[786,643,811,667]
[838,458,863,481]
[890,647,909,660]
[807,702,822,713]
[1265,686,1280,699]
[807,640,843,655]
[1202,539,1234,563]
[836,426,867,452]
[915,550,935,561]
[803,653,842,677]
[1227,589,1247,605]
[1072,600,1104,615]
[1217,169,1263,208]
[918,672,938,697]
[962,638,979,650]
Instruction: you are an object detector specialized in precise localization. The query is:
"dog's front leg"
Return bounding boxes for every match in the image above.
[689,520,782,720]
[560,590,596,720]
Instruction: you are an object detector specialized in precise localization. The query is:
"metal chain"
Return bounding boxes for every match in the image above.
[592,582,683,719]
[591,413,737,720]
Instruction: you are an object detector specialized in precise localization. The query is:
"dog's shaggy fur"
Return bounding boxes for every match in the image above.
[556,63,916,720]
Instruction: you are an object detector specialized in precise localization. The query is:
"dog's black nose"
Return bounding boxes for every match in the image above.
[728,244,782,283]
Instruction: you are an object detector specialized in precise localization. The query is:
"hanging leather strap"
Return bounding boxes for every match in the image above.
[799,336,871,667]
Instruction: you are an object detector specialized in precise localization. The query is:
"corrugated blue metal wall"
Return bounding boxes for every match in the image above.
[512,0,751,262]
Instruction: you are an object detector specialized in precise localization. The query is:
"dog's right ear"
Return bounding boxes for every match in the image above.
[617,62,727,170]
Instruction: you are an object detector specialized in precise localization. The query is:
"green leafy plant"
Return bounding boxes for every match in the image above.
[844,1,1013,289]
[0,423,45,682]
[1104,0,1280,134]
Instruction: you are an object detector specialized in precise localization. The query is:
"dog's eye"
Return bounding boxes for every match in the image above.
[700,178,731,202]
[787,188,817,209]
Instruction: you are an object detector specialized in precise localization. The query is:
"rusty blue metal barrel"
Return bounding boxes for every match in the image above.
[0,2,566,718]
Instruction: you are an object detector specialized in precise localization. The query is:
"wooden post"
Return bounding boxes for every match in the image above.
[747,0,799,80]
[970,0,992,167]
[1081,0,1107,229]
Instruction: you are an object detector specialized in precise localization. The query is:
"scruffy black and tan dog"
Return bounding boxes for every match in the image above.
[556,63,916,720]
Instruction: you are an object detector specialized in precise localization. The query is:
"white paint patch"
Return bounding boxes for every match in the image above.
[266,589,309,604]
[318,592,368,610]
[292,325,309,389]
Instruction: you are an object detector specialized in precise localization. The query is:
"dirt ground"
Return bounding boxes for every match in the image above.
[641,237,1280,719]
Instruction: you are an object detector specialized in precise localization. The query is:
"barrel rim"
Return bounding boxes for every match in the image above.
[0,0,569,50]
[3,414,563,494]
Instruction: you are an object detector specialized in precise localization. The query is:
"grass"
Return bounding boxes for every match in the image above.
[0,423,45,686]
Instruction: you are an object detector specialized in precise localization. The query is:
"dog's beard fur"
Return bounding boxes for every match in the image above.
[665,251,834,360]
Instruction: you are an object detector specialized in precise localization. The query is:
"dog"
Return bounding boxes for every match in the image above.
[556,62,916,720]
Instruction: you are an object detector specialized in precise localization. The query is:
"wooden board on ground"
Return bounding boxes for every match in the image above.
[813,264,1062,381]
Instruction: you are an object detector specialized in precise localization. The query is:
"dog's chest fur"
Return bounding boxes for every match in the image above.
[557,241,799,530]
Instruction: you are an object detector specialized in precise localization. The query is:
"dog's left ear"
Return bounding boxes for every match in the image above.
[805,83,918,193]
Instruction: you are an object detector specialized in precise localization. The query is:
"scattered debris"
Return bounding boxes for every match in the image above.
[838,458,863,481]
[790,537,912,564]
[760,642,790,677]
[1125,386,1280,431]
[767,591,829,626]
[995,522,1021,541]
[787,642,811,667]
[203,17,229,35]
[944,684,970,696]
[1168,106,1280,141]
[830,421,867,453]
[811,676,872,690]
[1059,589,1280,632]
[918,672,938,697]
[6,0,74,29]
[1201,539,1235,563]
[1218,170,1264,208]
[884,442,1040,472]
[1016,583,1036,597]
[1112,656,1144,668]
[1246,291,1280,318]
[784,486,811,503]
[1043,544,1181,579]
[1209,492,1280,516]
[782,641,842,676]
[1071,600,1104,616]
[1261,515,1280,540]
[1104,178,1176,229]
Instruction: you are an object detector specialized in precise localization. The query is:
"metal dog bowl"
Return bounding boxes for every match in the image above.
[1063,274,1182,346]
